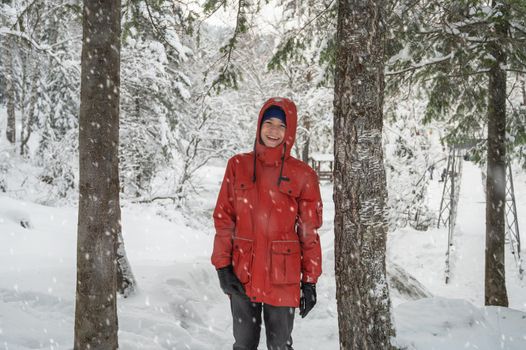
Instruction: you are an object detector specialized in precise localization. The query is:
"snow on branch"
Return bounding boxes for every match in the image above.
[0,27,80,76]
[386,52,455,76]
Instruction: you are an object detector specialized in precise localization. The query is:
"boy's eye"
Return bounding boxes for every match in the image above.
[263,120,286,129]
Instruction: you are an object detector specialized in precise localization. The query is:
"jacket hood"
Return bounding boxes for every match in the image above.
[255,97,298,159]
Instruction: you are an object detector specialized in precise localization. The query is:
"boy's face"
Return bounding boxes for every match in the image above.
[261,117,286,148]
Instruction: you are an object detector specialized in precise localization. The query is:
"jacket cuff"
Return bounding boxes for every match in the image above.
[302,274,318,284]
[211,257,232,270]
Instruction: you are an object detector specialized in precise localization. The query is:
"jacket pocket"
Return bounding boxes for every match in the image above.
[234,180,255,209]
[278,181,300,198]
[232,237,253,284]
[270,240,301,285]
[234,180,255,191]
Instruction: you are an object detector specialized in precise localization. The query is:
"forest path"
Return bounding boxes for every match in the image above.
[446,160,487,302]
[448,160,524,305]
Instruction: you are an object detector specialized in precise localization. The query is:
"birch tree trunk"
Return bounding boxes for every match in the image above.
[485,0,509,307]
[333,0,394,349]
[74,0,122,348]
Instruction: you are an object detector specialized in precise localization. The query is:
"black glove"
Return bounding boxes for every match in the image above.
[300,282,316,318]
[217,265,248,298]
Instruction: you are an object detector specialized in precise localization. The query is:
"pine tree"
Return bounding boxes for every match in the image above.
[386,0,526,307]
[485,0,509,307]
[74,0,121,348]
[333,0,394,349]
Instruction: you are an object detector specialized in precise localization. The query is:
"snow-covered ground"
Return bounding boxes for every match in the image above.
[1,160,525,349]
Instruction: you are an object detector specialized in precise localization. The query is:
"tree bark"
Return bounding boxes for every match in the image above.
[116,227,137,297]
[485,1,509,307]
[302,114,311,163]
[21,56,38,156]
[333,0,394,349]
[74,0,122,349]
[4,37,16,144]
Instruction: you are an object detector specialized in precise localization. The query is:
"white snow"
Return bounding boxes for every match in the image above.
[1,160,525,349]
[309,153,334,162]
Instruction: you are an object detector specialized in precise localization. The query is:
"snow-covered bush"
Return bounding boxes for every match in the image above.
[36,128,77,200]
[385,100,443,231]
[0,145,12,192]
[119,0,192,199]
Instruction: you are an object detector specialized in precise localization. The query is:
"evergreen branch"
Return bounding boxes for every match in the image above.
[295,0,335,37]
[203,0,227,13]
[413,17,493,37]
[409,28,493,44]
[196,0,227,34]
[9,1,80,30]
[507,73,522,101]
[206,0,247,93]
[386,52,455,76]
[386,39,485,77]
[386,0,412,19]
[441,16,495,35]
[224,0,247,60]
[508,0,526,17]
[506,68,526,74]
[267,1,335,72]
[510,21,526,36]
[421,69,491,82]
[144,0,184,55]
[0,28,80,75]
[404,7,496,43]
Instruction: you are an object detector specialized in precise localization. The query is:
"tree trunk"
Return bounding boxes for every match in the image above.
[302,114,310,163]
[522,75,526,106]
[116,227,137,297]
[19,56,27,155]
[333,0,394,349]
[485,1,509,307]
[5,38,16,144]
[74,0,122,349]
[114,98,138,297]
[21,56,38,156]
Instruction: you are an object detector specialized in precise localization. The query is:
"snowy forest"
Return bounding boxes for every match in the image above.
[1,0,525,349]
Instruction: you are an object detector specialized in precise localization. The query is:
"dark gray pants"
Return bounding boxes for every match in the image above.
[230,294,294,350]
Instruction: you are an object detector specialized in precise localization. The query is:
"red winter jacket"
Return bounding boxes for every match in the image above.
[211,97,323,307]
